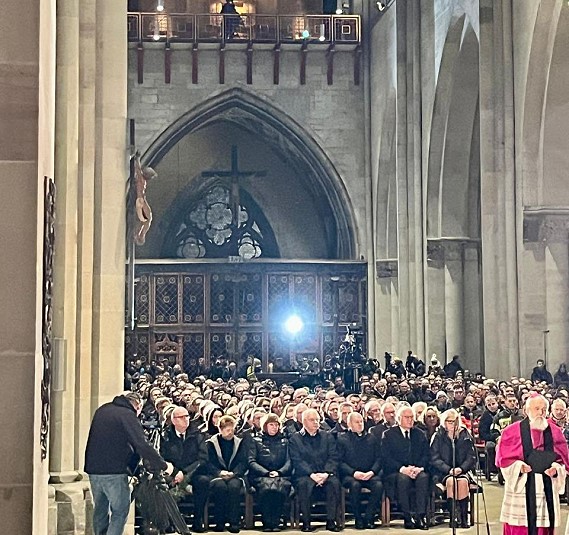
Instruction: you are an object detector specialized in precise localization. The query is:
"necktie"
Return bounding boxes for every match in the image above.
[405,430,410,441]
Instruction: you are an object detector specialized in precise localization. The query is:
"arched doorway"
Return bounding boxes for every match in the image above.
[127,88,365,374]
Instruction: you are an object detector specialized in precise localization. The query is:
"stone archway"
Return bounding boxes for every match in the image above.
[140,87,358,260]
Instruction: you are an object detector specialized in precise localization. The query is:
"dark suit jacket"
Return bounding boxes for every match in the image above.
[337,431,382,478]
[160,426,207,479]
[381,426,429,476]
[289,429,339,478]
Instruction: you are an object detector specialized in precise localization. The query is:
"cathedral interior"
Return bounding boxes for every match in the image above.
[1,0,569,533]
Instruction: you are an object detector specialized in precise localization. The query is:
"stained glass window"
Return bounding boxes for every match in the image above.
[172,184,277,259]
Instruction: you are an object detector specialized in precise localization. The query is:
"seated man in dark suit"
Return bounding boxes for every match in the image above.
[337,412,383,529]
[160,405,209,532]
[289,408,342,532]
[382,406,430,530]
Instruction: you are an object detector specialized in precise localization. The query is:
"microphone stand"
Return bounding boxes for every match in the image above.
[465,412,491,535]
[451,425,457,535]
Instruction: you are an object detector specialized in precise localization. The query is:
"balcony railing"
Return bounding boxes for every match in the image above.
[127,13,361,45]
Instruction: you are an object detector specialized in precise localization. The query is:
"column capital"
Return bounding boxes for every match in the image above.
[375,259,398,279]
[523,210,569,244]
[427,238,480,264]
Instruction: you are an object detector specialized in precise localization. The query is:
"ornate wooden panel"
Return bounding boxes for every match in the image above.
[183,333,205,374]
[210,273,235,324]
[239,331,263,358]
[154,274,179,324]
[238,273,262,324]
[129,263,367,373]
[182,274,205,323]
[136,274,150,325]
[210,332,233,357]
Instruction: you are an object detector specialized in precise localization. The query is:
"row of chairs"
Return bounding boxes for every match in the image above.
[155,483,478,531]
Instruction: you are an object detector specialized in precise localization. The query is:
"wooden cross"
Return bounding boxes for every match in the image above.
[202,145,266,229]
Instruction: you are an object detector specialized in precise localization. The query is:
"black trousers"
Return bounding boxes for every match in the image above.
[258,490,289,527]
[485,441,497,474]
[191,474,211,525]
[209,477,244,527]
[342,476,383,520]
[295,475,341,523]
[395,472,429,514]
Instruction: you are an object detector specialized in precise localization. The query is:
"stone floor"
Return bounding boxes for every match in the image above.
[134,479,569,535]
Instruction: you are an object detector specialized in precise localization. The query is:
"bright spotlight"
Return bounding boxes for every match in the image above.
[156,0,165,11]
[301,29,310,39]
[335,8,343,14]
[284,315,304,335]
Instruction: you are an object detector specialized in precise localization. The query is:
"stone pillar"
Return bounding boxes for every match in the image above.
[91,0,128,402]
[444,241,465,361]
[540,215,569,372]
[426,242,445,361]
[375,260,398,352]
[0,0,55,531]
[463,243,483,372]
[50,0,80,483]
[479,0,520,378]
[425,239,482,371]
[47,0,128,533]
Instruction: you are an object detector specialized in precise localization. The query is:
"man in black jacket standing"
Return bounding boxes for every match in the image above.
[337,412,383,529]
[289,409,341,532]
[85,392,174,535]
[381,406,430,530]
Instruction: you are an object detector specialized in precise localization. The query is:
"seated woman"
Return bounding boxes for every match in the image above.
[205,415,249,533]
[248,413,292,531]
[430,408,477,528]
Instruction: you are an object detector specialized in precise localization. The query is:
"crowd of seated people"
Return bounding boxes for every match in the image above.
[124,352,569,533]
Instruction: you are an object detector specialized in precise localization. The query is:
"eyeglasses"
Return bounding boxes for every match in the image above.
[174,415,190,419]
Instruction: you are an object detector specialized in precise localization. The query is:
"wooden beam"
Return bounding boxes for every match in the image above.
[164,42,171,84]
[354,44,362,86]
[192,42,198,84]
[326,43,335,86]
[300,41,308,85]
[273,43,281,85]
[246,42,253,84]
[219,42,225,84]
[137,42,144,84]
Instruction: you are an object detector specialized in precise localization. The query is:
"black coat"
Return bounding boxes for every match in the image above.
[478,409,498,442]
[160,426,207,479]
[381,426,429,476]
[206,434,249,478]
[337,431,382,478]
[429,427,476,480]
[84,395,167,475]
[289,429,339,478]
[248,432,291,478]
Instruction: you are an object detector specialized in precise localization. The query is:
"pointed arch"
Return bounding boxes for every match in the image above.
[141,87,358,259]
[426,18,480,239]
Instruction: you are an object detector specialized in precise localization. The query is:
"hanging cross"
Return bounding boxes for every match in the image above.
[202,145,267,229]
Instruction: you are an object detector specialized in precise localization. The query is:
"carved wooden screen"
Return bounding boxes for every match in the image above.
[126,263,366,373]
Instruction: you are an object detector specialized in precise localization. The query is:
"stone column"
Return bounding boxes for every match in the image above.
[479,0,520,378]
[91,0,128,402]
[463,242,482,372]
[443,241,465,362]
[50,0,80,484]
[540,216,569,373]
[0,0,55,531]
[426,242,445,361]
[375,260,398,352]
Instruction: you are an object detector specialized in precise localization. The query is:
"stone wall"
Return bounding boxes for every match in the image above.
[127,44,368,258]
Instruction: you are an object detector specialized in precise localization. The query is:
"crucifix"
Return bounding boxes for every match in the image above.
[201,145,266,255]
[126,119,158,331]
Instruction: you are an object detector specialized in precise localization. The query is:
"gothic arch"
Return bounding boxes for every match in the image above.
[141,87,358,259]
[521,0,564,206]
[426,18,480,239]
